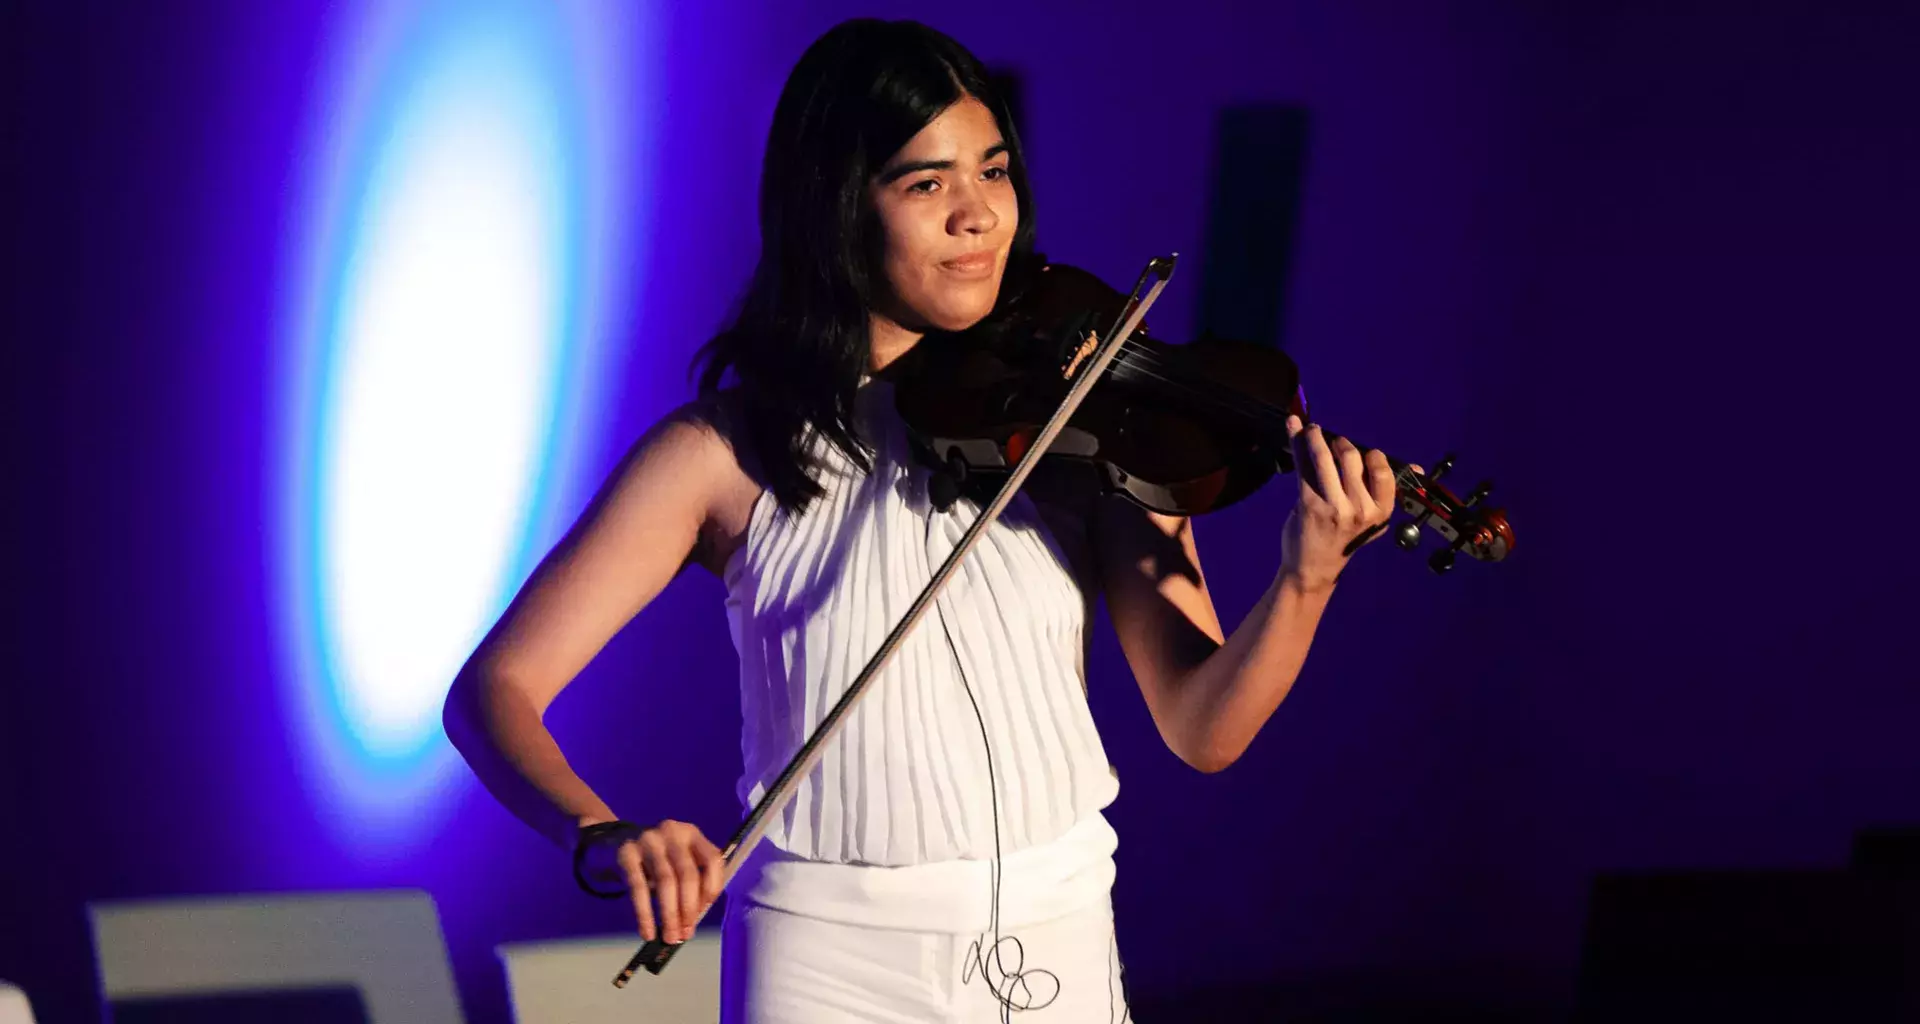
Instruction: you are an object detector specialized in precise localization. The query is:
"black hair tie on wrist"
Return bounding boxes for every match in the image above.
[573,820,643,899]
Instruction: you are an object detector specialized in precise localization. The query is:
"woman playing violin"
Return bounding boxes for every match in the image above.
[445,17,1404,1023]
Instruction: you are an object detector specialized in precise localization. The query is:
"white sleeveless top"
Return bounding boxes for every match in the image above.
[723,379,1121,869]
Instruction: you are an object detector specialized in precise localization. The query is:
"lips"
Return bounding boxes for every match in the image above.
[941,251,997,274]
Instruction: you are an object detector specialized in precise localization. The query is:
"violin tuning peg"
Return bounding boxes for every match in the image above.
[1466,480,1493,506]
[1429,453,1456,482]
[1393,521,1423,551]
[1428,529,1474,575]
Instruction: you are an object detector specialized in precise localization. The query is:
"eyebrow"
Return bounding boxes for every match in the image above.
[877,142,1010,184]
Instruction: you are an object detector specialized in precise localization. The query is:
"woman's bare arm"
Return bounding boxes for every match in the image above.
[1096,423,1401,773]
[442,402,749,848]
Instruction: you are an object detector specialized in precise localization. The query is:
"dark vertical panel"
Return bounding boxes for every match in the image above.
[1194,104,1310,348]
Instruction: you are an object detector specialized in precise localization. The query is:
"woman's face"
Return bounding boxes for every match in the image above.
[868,95,1018,334]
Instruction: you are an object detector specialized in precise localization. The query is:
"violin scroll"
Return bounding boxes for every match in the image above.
[1388,452,1514,573]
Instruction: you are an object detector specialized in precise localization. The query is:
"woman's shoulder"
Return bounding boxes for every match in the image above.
[629,388,743,461]
[635,389,765,575]
[664,388,767,481]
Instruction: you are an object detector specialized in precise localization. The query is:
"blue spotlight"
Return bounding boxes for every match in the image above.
[275,0,638,848]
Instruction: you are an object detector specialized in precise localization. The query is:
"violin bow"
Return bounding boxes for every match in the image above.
[613,253,1180,986]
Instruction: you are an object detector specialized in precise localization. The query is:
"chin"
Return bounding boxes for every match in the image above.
[923,284,1003,332]
[927,309,991,332]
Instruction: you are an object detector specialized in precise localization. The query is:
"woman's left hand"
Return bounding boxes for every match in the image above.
[1279,415,1415,592]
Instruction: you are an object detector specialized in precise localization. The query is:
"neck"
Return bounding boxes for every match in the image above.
[868,311,924,373]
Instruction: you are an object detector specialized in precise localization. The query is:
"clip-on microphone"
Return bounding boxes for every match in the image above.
[909,429,969,513]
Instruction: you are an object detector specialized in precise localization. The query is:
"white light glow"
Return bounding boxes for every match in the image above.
[277,0,639,847]
[319,51,565,757]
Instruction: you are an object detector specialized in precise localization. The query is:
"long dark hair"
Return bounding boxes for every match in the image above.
[691,19,1037,515]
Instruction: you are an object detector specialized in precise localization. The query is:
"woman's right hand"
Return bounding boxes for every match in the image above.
[580,818,725,944]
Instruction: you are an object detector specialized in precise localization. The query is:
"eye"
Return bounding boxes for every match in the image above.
[906,177,941,194]
[982,166,1010,182]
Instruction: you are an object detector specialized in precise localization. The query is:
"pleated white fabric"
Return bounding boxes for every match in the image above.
[723,379,1120,868]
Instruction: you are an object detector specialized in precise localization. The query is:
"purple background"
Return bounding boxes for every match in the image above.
[5,2,1916,1021]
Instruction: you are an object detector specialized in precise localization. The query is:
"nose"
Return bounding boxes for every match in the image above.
[949,180,1000,236]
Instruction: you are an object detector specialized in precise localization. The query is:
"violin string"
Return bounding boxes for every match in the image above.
[1102,341,1296,423]
[1096,346,1423,483]
[1100,341,1410,473]
[1099,345,1296,429]
[1039,329,1424,482]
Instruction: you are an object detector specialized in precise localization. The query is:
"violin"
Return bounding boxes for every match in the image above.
[892,253,1514,573]
[615,252,1509,990]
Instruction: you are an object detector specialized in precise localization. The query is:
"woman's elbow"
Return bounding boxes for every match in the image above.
[441,665,496,753]
[1162,720,1243,774]
[442,675,476,750]
[1179,742,1241,775]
